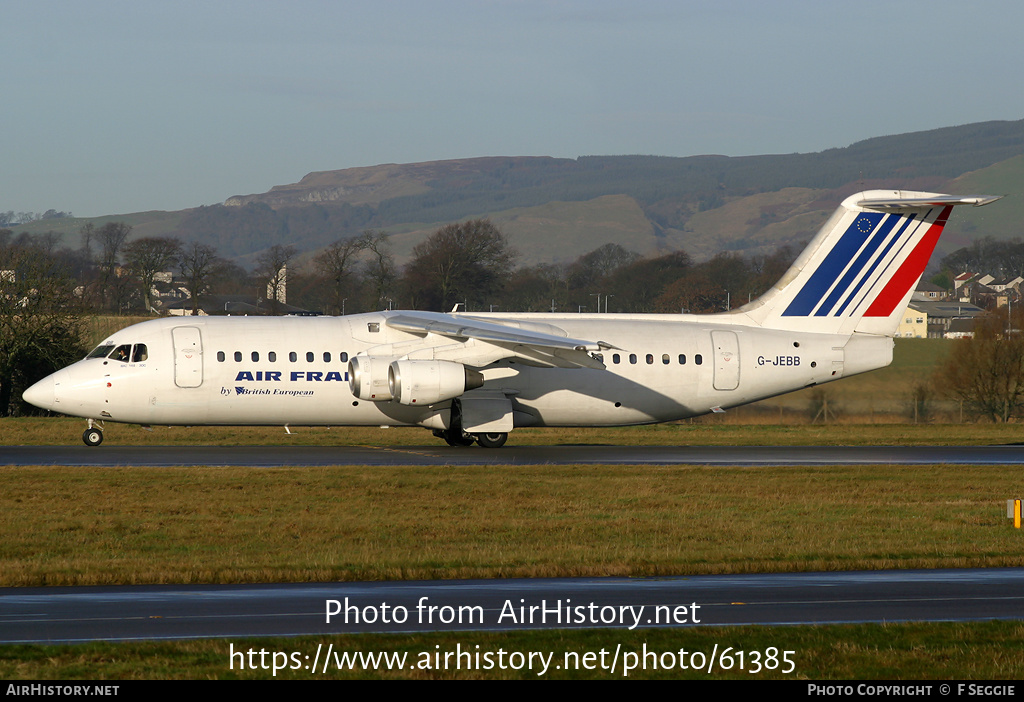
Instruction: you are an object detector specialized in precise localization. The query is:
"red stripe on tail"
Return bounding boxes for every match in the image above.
[863,206,952,317]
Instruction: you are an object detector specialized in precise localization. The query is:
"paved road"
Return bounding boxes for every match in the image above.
[3,569,1024,643]
[5,444,1024,466]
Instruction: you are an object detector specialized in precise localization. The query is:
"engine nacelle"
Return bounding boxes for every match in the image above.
[388,360,484,406]
[348,356,394,401]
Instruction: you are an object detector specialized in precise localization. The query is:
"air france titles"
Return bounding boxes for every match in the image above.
[229,369,348,397]
[234,371,348,382]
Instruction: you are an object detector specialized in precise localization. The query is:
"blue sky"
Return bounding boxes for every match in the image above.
[5,0,1024,217]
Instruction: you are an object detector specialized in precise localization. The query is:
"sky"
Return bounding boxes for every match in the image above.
[5,0,1024,217]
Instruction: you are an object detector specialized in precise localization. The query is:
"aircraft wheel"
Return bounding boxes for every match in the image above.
[443,429,475,447]
[475,432,508,449]
[82,428,104,447]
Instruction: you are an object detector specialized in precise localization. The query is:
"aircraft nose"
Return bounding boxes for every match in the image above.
[22,374,56,410]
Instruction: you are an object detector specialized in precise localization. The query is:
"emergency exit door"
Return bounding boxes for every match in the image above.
[711,330,740,391]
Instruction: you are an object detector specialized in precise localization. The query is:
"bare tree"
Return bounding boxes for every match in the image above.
[123,237,182,313]
[254,244,296,315]
[403,219,516,311]
[359,230,396,310]
[936,308,1024,422]
[314,237,365,315]
[178,242,223,316]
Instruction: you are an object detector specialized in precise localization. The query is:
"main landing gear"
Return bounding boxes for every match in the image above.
[475,432,508,449]
[433,428,508,448]
[433,398,509,448]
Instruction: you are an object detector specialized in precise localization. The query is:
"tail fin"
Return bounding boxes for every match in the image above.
[741,190,1000,336]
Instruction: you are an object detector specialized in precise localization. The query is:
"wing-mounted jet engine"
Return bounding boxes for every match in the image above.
[388,359,484,406]
[348,356,394,401]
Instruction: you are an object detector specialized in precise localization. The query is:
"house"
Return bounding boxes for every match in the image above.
[911,281,948,302]
[896,298,985,339]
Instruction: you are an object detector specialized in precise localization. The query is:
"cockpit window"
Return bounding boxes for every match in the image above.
[110,345,132,363]
[132,344,148,362]
[87,344,115,359]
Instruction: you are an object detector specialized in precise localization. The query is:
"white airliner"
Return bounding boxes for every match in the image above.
[23,190,999,448]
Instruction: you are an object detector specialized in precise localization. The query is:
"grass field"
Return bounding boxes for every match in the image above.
[3,463,1023,587]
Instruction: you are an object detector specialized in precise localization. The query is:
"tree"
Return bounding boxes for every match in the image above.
[123,237,182,313]
[403,219,516,311]
[92,222,133,313]
[254,244,296,315]
[359,230,397,310]
[178,242,224,315]
[566,243,640,290]
[654,271,724,313]
[0,233,85,415]
[936,308,1024,422]
[314,237,366,315]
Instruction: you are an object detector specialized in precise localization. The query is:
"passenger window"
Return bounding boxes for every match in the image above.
[646,354,654,364]
[695,354,703,365]
[679,354,686,365]
[340,352,349,362]
[251,351,259,362]
[234,351,242,362]
[306,352,314,362]
[324,352,331,362]
[662,354,670,365]
[629,354,637,364]
[132,344,148,362]
[268,352,277,362]
[289,352,297,362]
[217,351,225,362]
[612,353,620,364]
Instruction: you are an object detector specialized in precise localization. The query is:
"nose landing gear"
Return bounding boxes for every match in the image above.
[82,420,104,447]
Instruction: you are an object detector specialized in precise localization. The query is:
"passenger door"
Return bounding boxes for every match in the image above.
[172,326,203,388]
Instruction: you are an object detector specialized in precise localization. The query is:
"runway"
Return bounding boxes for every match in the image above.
[5,443,1024,466]
[3,568,1023,643]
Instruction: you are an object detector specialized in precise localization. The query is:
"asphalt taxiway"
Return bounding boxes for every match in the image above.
[5,443,1024,466]
[3,569,1024,643]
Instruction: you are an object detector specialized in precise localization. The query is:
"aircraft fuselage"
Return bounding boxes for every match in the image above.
[33,312,889,430]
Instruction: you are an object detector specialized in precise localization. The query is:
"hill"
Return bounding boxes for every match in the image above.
[13,119,1024,267]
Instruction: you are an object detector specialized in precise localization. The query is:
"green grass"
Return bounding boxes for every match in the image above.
[2,463,1022,587]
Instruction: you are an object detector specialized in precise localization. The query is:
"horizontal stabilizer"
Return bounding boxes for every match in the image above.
[856,194,1002,211]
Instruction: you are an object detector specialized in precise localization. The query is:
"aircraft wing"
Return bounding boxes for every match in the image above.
[384,311,612,369]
